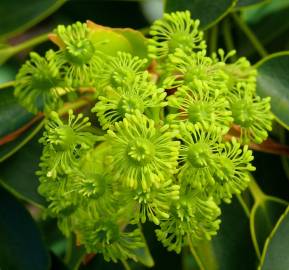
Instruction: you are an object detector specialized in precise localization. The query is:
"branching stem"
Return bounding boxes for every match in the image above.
[232,13,268,57]
[248,175,266,203]
[121,259,132,270]
[188,237,206,270]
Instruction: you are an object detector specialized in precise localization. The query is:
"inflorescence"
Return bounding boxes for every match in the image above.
[14,11,273,264]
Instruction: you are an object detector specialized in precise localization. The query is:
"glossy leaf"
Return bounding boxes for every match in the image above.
[250,196,287,258]
[259,206,289,269]
[164,0,237,29]
[0,186,50,270]
[236,0,269,9]
[183,197,256,270]
[0,87,34,138]
[243,0,289,24]
[0,0,66,40]
[0,134,46,207]
[0,120,44,162]
[114,28,148,59]
[132,226,154,267]
[85,22,148,59]
[256,52,289,130]
[0,87,43,162]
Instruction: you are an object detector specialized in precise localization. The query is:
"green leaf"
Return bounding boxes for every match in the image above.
[236,0,269,9]
[0,134,46,207]
[0,87,34,138]
[0,87,43,162]
[66,236,86,270]
[259,206,289,270]
[132,225,154,267]
[0,120,44,162]
[0,0,66,40]
[183,197,256,270]
[0,186,50,270]
[250,196,288,258]
[256,52,289,130]
[114,28,148,59]
[164,0,237,29]
[243,0,289,24]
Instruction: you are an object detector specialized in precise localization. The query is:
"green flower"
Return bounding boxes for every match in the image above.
[156,191,221,253]
[92,72,167,129]
[54,22,102,87]
[148,11,206,60]
[107,112,180,191]
[209,138,255,203]
[163,49,228,93]
[229,83,273,144]
[75,218,145,263]
[38,175,77,218]
[14,51,66,113]
[212,49,257,90]
[177,123,223,189]
[39,110,96,179]
[94,52,147,91]
[132,180,180,225]
[68,144,120,214]
[168,85,232,133]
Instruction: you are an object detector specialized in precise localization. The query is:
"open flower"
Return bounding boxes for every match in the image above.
[75,217,145,263]
[53,22,102,87]
[177,123,223,189]
[132,180,180,225]
[39,110,96,179]
[208,138,255,203]
[68,144,120,215]
[14,50,66,113]
[107,112,179,191]
[156,191,221,253]
[92,72,167,129]
[229,83,273,144]
[148,11,206,60]
[168,85,232,133]
[93,51,147,91]
[212,49,257,90]
[163,49,228,94]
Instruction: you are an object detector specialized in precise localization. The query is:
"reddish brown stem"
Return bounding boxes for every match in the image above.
[0,113,43,146]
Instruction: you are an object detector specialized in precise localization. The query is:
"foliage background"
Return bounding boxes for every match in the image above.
[1,0,289,269]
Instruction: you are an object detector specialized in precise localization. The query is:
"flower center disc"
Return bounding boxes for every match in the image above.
[187,143,212,168]
[128,140,155,165]
[118,96,144,116]
[66,40,94,65]
[53,125,76,151]
[187,102,214,124]
[231,102,253,127]
[168,33,192,53]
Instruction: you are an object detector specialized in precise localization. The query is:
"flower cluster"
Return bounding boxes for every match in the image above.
[15,11,273,265]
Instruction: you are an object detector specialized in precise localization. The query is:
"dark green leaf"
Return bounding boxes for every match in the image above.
[183,197,256,270]
[243,0,289,24]
[0,0,66,40]
[0,134,46,206]
[164,0,237,29]
[236,0,269,9]
[259,206,289,269]
[132,226,154,267]
[256,52,289,130]
[50,252,69,270]
[0,120,44,162]
[0,87,34,138]
[0,186,50,270]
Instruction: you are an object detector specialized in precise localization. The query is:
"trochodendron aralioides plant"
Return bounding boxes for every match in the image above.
[11,10,274,269]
